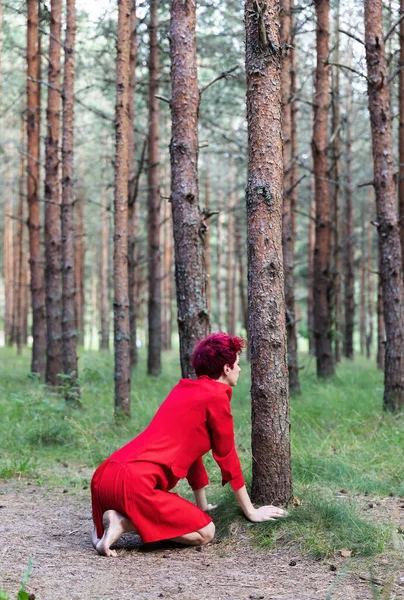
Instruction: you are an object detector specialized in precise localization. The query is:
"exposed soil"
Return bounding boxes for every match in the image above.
[0,480,403,600]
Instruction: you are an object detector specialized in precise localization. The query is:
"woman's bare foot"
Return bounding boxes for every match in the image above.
[95,510,137,557]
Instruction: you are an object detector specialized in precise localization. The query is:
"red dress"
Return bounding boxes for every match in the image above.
[91,376,245,543]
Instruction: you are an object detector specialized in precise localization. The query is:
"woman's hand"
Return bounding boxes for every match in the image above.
[247,505,288,522]
[205,503,217,512]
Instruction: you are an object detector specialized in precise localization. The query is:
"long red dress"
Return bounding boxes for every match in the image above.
[91,376,245,543]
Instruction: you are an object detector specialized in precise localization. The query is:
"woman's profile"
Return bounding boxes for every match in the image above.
[91,332,287,556]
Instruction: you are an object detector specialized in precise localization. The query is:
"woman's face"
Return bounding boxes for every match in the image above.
[224,354,241,387]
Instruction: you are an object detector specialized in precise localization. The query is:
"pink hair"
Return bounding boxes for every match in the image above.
[191,332,247,379]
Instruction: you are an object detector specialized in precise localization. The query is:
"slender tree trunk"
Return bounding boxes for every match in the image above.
[281,0,300,393]
[61,0,79,398]
[399,0,404,274]
[343,76,355,360]
[147,0,162,376]
[312,0,334,378]
[377,249,385,370]
[235,218,248,337]
[114,0,131,416]
[365,0,404,412]
[246,0,292,507]
[44,0,63,385]
[4,159,13,345]
[308,178,315,354]
[74,192,85,345]
[204,166,212,316]
[366,188,374,359]
[359,203,366,355]
[216,195,223,331]
[162,198,173,350]
[100,192,110,350]
[15,118,26,355]
[27,0,46,375]
[226,170,235,336]
[330,1,342,364]
[169,0,210,378]
[128,0,138,368]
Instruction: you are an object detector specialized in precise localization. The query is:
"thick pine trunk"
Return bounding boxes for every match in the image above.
[365,0,404,412]
[281,0,300,393]
[246,0,292,507]
[27,0,46,375]
[343,77,354,359]
[45,0,63,385]
[128,0,138,367]
[100,192,110,350]
[61,0,79,397]
[312,0,334,378]
[169,0,210,378]
[114,0,131,416]
[74,192,85,345]
[147,0,162,376]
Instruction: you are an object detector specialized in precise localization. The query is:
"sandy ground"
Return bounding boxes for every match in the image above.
[0,480,403,600]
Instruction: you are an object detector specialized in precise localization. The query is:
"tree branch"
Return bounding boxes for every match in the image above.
[384,12,404,43]
[338,28,364,46]
[155,94,171,104]
[326,62,367,79]
[199,66,239,97]
[27,76,62,95]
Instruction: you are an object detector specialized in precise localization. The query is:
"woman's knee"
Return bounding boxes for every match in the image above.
[200,521,215,545]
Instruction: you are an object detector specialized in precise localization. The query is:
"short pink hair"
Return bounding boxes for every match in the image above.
[191,332,247,379]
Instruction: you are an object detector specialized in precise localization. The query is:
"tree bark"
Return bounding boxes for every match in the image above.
[74,191,85,345]
[61,0,79,398]
[366,188,374,359]
[114,0,131,416]
[226,167,236,336]
[27,0,46,375]
[330,0,342,364]
[359,203,366,355]
[246,0,292,507]
[312,0,334,378]
[364,0,404,412]
[204,166,212,316]
[44,0,63,386]
[216,194,224,331]
[281,0,300,393]
[377,249,385,370]
[162,197,173,350]
[169,0,210,378]
[128,0,138,368]
[235,218,248,338]
[15,118,26,355]
[100,191,110,350]
[343,74,354,360]
[147,0,162,376]
[399,0,404,274]
[308,177,315,354]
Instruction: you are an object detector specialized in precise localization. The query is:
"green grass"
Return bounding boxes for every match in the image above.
[0,346,403,559]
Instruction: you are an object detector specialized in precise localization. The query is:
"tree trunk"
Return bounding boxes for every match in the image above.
[330,1,342,364]
[308,177,315,354]
[61,0,79,398]
[359,203,366,355]
[399,0,404,274]
[216,195,224,331]
[364,0,404,412]
[281,0,300,393]
[4,158,14,345]
[100,192,110,350]
[226,169,235,336]
[114,0,131,416]
[128,0,138,367]
[312,0,334,378]
[377,249,385,370]
[343,73,355,360]
[204,166,212,316]
[74,192,85,345]
[162,198,173,350]
[45,0,63,386]
[147,0,162,376]
[27,0,46,375]
[169,0,210,378]
[235,218,248,338]
[246,0,292,507]
[366,188,374,359]
[15,118,26,355]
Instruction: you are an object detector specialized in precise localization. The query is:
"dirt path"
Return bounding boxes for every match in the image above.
[0,480,403,600]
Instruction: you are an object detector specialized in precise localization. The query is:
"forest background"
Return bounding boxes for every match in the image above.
[0,0,404,597]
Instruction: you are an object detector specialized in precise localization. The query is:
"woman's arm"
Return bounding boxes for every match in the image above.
[193,487,217,511]
[234,486,288,522]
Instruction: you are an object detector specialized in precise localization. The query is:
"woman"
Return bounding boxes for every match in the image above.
[91,333,287,556]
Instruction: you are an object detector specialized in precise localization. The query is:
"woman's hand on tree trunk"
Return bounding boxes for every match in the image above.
[247,505,288,522]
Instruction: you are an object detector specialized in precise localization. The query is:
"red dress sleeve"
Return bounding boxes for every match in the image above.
[207,390,245,491]
[186,456,209,491]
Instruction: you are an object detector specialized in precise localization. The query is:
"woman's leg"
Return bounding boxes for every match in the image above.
[96,510,137,557]
[170,521,215,546]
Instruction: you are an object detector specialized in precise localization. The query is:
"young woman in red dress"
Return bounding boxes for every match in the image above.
[91,333,287,556]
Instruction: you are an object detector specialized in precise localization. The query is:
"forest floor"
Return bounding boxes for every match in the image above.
[1,477,403,600]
